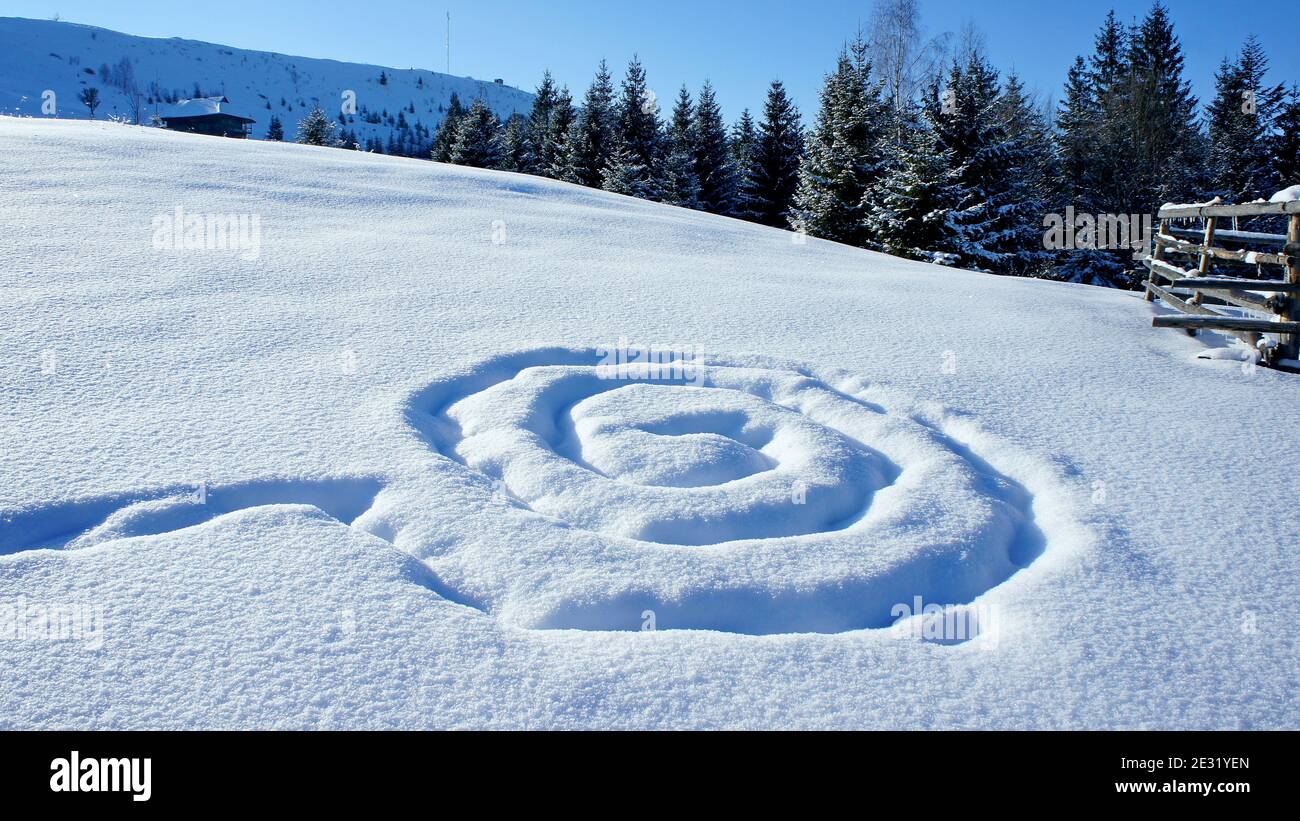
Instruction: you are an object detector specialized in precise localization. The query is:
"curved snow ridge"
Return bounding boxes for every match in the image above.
[402,349,1092,636]
[0,476,386,557]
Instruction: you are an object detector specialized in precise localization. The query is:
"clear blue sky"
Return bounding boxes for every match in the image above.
[7,0,1298,121]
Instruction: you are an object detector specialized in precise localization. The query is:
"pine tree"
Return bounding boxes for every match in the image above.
[266,115,284,141]
[450,98,503,169]
[1207,36,1283,204]
[431,92,466,162]
[662,86,702,208]
[793,38,888,246]
[995,72,1056,276]
[295,107,338,146]
[1055,56,1095,207]
[730,109,760,220]
[1273,85,1300,187]
[744,81,804,227]
[691,81,738,216]
[561,60,616,188]
[1122,1,1204,212]
[862,100,959,262]
[544,86,576,180]
[523,71,557,174]
[603,56,664,201]
[1051,11,1142,285]
[927,53,1019,271]
[499,113,530,172]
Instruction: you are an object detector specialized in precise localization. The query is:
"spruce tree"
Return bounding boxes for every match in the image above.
[499,113,530,172]
[928,53,1020,271]
[691,81,738,216]
[524,71,558,174]
[1122,1,1204,211]
[730,109,760,220]
[1053,56,1125,286]
[1207,36,1283,204]
[1273,85,1300,187]
[545,86,576,180]
[266,115,284,141]
[603,56,664,201]
[793,38,888,246]
[662,86,702,208]
[431,92,466,162]
[995,72,1056,276]
[450,98,503,169]
[561,60,616,188]
[744,80,804,228]
[1055,56,1096,207]
[295,107,338,146]
[862,100,959,263]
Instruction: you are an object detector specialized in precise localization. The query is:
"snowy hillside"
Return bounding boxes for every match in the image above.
[0,16,532,149]
[1,118,1297,729]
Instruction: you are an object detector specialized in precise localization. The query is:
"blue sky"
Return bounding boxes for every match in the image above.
[7,0,1298,121]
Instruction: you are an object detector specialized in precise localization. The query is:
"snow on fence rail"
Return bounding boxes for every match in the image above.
[1143,196,1300,370]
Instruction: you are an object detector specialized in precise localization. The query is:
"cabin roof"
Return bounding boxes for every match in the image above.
[161,96,255,123]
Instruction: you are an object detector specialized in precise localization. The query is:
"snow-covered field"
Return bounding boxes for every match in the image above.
[2,118,1296,729]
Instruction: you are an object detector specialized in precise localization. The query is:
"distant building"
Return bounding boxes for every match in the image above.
[159,96,255,138]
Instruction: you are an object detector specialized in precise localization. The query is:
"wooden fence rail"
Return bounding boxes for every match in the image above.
[1143,198,1300,370]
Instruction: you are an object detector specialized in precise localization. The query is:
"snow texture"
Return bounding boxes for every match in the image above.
[1269,184,1300,203]
[1,118,1297,729]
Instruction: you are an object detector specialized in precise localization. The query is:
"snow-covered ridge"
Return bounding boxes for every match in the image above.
[0,16,532,147]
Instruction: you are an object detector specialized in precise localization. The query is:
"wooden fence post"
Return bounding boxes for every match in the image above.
[1144,218,1168,301]
[1282,214,1300,362]
[1192,216,1217,305]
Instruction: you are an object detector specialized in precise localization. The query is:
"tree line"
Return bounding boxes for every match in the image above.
[286,1,1300,289]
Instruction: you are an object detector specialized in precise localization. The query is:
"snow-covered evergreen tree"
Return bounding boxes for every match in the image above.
[862,100,959,262]
[1273,85,1300,187]
[662,86,702,208]
[499,113,530,172]
[523,71,557,174]
[1121,1,1205,211]
[744,81,804,228]
[729,109,760,220]
[295,106,338,146]
[691,81,738,216]
[431,92,466,163]
[561,60,616,188]
[1055,56,1095,206]
[994,72,1056,276]
[544,86,576,180]
[1207,36,1283,204]
[450,98,503,169]
[928,52,1023,272]
[603,56,664,201]
[793,38,889,247]
[1052,55,1126,286]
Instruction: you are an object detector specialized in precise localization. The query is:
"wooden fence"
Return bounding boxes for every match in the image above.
[1143,197,1300,370]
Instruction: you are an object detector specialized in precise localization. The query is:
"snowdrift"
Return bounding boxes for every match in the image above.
[1,118,1297,729]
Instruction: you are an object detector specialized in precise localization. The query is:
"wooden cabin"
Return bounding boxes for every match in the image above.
[160,96,255,138]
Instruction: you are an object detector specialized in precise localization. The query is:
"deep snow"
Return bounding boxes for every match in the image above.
[1,119,1297,728]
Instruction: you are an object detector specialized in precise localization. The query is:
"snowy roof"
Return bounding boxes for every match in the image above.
[161,96,254,123]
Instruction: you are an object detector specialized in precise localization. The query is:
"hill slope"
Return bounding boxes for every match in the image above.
[0,16,532,149]
[1,119,1296,729]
